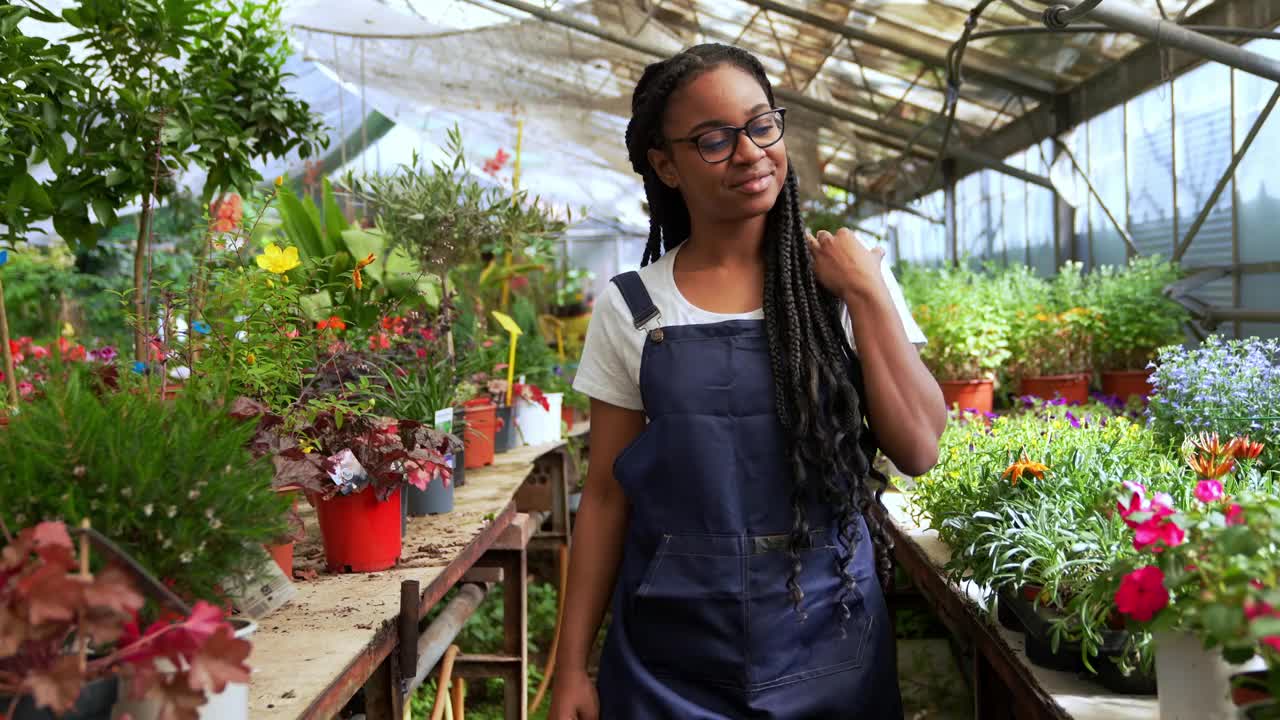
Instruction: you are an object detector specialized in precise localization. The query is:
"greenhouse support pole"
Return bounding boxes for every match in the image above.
[1030,0,1280,83]
[1173,84,1280,262]
[943,160,959,266]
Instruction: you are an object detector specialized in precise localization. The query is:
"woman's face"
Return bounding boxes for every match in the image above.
[648,64,787,226]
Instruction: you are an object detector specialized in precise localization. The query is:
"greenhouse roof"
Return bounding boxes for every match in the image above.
[278,0,1280,212]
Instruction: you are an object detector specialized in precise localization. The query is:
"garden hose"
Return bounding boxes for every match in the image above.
[430,645,461,720]
[530,543,571,713]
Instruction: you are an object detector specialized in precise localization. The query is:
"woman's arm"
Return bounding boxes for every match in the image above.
[555,399,647,676]
[806,228,947,476]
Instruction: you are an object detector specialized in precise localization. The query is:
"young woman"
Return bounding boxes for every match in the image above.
[551,43,947,719]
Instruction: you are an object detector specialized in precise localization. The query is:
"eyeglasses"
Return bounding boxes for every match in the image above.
[668,108,787,164]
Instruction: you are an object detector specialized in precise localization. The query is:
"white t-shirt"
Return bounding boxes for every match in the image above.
[573,242,927,411]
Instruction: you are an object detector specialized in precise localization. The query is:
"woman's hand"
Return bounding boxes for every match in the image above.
[549,668,599,720]
[805,228,889,303]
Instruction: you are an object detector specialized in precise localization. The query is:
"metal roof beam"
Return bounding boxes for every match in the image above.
[471,0,1053,191]
[942,0,1280,197]
[733,0,1056,100]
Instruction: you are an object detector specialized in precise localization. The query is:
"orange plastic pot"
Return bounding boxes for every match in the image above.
[313,486,402,573]
[1020,374,1089,405]
[562,405,575,431]
[939,379,994,414]
[1101,369,1154,401]
[265,542,294,577]
[462,399,497,469]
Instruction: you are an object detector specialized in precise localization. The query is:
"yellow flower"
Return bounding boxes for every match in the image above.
[246,352,256,365]
[255,243,301,274]
[61,322,76,338]
[1002,453,1049,486]
[353,253,376,290]
[274,175,284,187]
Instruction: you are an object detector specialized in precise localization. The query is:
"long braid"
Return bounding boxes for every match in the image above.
[624,45,896,626]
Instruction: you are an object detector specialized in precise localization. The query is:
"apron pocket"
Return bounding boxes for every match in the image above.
[630,534,747,688]
[745,543,873,691]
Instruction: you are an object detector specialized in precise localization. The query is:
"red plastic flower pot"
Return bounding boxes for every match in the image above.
[562,405,575,431]
[462,399,497,469]
[1020,374,1089,405]
[265,542,294,577]
[1101,369,1154,401]
[939,379,994,414]
[313,486,403,573]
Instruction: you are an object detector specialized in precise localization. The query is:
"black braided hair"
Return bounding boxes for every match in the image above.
[624,44,896,621]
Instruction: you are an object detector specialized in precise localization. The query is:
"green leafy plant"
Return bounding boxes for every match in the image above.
[1005,262,1101,378]
[0,368,291,603]
[898,262,1011,381]
[1089,255,1186,371]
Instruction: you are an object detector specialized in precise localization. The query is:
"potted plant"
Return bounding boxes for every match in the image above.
[1007,263,1099,405]
[239,397,456,574]
[1110,433,1277,719]
[1090,256,1185,400]
[1147,336,1280,470]
[0,520,253,720]
[899,262,1010,414]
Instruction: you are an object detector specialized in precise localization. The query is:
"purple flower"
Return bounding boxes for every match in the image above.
[1065,411,1081,429]
[90,346,118,363]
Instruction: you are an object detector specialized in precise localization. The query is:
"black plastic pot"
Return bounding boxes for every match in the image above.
[494,405,516,453]
[996,588,1023,632]
[453,447,466,488]
[1091,654,1157,695]
[1003,588,1085,673]
[0,675,117,720]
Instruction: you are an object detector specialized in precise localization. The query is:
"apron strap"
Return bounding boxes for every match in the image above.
[610,271,661,330]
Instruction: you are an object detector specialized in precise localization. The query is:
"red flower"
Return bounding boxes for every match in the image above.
[1226,503,1246,526]
[369,333,391,351]
[1194,479,1225,504]
[1246,598,1277,622]
[510,275,529,290]
[420,328,437,342]
[1115,566,1169,622]
[1132,515,1185,552]
[416,348,429,359]
[31,345,50,359]
[380,316,406,336]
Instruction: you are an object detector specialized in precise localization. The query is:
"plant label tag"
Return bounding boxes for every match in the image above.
[328,448,369,494]
[434,407,454,434]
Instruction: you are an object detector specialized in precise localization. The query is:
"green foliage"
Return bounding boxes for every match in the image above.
[897,261,1012,381]
[0,245,117,341]
[0,3,93,244]
[1089,255,1186,370]
[1004,261,1101,377]
[0,368,290,602]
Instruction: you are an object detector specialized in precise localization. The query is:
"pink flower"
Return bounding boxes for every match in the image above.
[1263,636,1280,654]
[1226,503,1246,526]
[1119,487,1176,529]
[1194,479,1225,504]
[1115,566,1169,622]
[17,381,34,397]
[1246,599,1277,621]
[416,348,428,359]
[1132,515,1185,552]
[30,346,50,359]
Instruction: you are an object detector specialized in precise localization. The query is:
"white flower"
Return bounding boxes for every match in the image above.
[166,505,177,518]
[121,487,132,498]
[143,504,154,517]
[205,508,215,519]
[189,489,201,500]
[163,538,173,549]
[169,365,192,380]
[235,330,248,342]
[234,314,248,323]
[209,518,222,530]
[180,552,193,564]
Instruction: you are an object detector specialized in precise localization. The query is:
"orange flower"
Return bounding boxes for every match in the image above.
[1191,432,1229,460]
[1227,436,1265,461]
[1003,453,1049,486]
[353,253,376,290]
[1187,453,1234,480]
[316,316,347,332]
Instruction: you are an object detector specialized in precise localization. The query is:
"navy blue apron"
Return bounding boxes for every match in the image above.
[596,271,902,719]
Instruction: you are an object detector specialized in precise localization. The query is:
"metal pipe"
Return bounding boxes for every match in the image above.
[409,582,489,694]
[1028,0,1280,83]
[469,0,1056,191]
[1205,307,1280,324]
[1173,84,1280,262]
[971,25,1280,42]
[733,0,1054,98]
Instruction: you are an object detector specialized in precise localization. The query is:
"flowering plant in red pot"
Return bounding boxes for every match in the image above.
[0,520,252,720]
[1109,432,1279,709]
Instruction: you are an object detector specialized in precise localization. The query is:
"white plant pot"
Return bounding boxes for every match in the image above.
[1155,630,1266,720]
[514,392,563,446]
[112,618,257,720]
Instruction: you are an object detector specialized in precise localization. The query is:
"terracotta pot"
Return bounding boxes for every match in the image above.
[939,379,994,414]
[1101,369,1155,401]
[461,399,497,469]
[1020,374,1089,405]
[265,542,294,577]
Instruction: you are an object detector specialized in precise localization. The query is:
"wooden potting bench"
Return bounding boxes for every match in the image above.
[248,432,578,719]
[876,491,1161,720]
